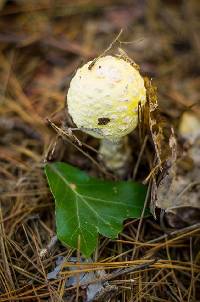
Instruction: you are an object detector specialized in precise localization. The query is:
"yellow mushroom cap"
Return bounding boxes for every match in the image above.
[67,55,146,140]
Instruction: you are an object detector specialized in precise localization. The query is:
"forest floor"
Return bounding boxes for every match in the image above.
[0,0,200,301]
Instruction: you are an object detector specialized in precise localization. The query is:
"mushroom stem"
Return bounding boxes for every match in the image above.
[99,136,132,177]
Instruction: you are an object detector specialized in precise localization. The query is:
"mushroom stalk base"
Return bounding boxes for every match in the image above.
[99,137,132,177]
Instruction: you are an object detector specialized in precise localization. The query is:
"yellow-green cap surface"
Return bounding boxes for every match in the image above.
[67,55,146,140]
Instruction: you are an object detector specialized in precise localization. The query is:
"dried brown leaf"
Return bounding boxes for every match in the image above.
[155,111,200,227]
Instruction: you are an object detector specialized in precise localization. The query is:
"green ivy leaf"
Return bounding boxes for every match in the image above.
[45,162,148,257]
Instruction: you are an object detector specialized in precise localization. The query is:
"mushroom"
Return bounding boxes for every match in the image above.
[67,55,146,177]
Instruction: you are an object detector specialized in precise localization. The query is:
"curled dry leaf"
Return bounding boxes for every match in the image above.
[142,78,178,217]
[142,79,200,227]
[150,128,177,218]
[144,78,176,168]
[155,111,200,227]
